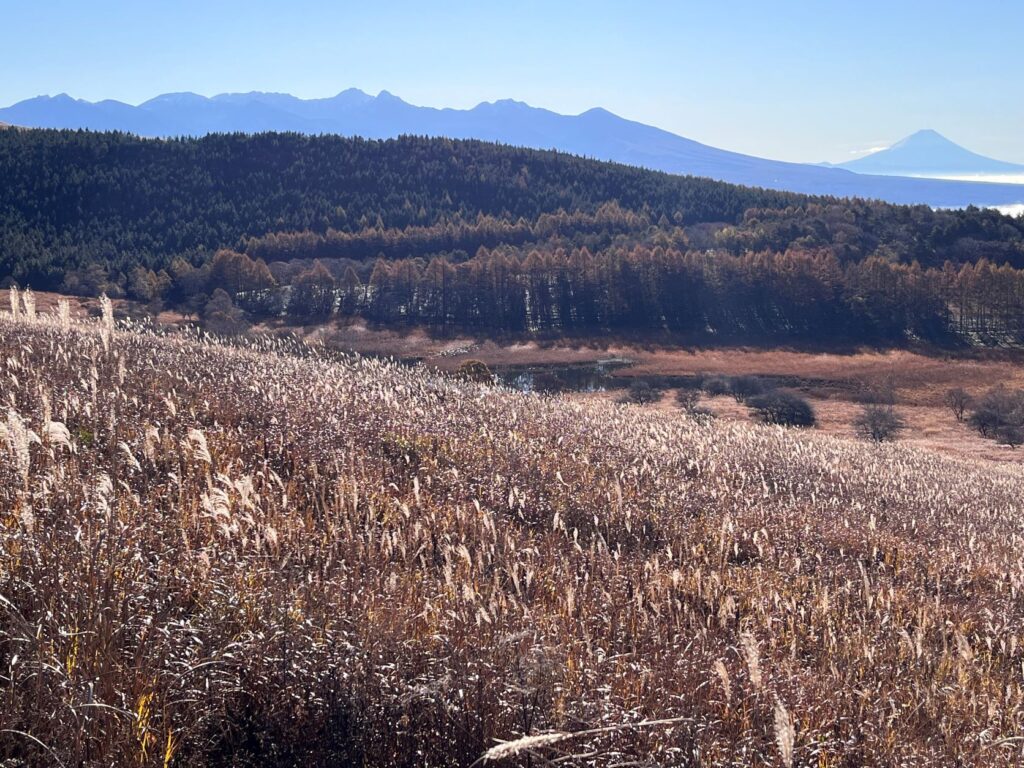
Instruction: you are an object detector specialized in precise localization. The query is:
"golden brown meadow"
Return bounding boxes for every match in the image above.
[2,289,1024,766]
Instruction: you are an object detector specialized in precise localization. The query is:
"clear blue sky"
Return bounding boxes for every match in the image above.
[2,0,1021,163]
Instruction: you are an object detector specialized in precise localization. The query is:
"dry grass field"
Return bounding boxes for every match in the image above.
[394,336,1024,467]
[3,291,1024,766]
[31,290,1024,470]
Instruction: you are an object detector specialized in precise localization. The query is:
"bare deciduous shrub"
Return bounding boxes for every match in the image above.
[674,388,701,412]
[855,404,906,442]
[687,405,717,424]
[731,375,769,402]
[456,358,494,384]
[202,288,249,335]
[968,387,1024,440]
[997,424,1024,449]
[747,391,816,427]
[702,376,732,396]
[617,379,663,405]
[944,387,972,422]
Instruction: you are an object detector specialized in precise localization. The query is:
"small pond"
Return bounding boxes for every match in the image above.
[494,359,634,393]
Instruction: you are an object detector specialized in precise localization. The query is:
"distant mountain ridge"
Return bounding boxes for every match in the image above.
[2,89,1023,209]
[836,129,1024,177]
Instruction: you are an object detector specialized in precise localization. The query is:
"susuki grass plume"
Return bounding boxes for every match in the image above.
[1,309,1024,766]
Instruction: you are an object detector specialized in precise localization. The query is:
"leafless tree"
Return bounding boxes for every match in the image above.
[944,387,972,422]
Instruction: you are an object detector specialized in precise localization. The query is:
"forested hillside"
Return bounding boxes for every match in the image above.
[2,129,1024,344]
[0,130,800,284]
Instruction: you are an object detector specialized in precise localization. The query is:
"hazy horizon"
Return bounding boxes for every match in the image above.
[6,86,1024,176]
[3,0,1021,166]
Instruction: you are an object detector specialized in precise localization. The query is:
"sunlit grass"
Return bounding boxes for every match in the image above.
[2,289,1024,766]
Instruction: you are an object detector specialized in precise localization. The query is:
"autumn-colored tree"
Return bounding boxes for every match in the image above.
[288,261,336,322]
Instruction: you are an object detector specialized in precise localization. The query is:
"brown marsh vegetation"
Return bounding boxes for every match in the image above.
[3,289,1024,765]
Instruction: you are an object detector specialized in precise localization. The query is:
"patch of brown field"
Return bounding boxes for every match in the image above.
[23,295,1024,465]
[18,289,97,319]
[578,389,1024,467]
[281,325,1024,467]
[330,324,478,359]
[18,290,190,327]
[286,323,638,369]
[436,338,632,365]
[425,341,1024,404]
[613,348,1024,405]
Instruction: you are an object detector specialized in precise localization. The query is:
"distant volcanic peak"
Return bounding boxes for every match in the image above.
[840,129,1024,176]
[898,128,945,143]
[890,129,967,153]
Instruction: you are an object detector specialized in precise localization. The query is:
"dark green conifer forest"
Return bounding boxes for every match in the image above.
[2,129,1024,343]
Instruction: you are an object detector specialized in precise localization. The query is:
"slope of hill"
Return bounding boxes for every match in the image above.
[2,90,1023,207]
[4,129,1024,347]
[2,129,1023,287]
[0,129,805,286]
[838,129,1024,177]
[2,307,1024,766]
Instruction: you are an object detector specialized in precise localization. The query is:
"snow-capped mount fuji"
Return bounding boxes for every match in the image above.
[837,129,1024,177]
[1,90,1023,209]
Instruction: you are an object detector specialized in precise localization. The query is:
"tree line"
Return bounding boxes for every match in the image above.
[143,245,1024,344]
[2,129,1024,346]
[0,130,798,288]
[2,130,1022,285]
[240,203,653,263]
[718,202,1024,268]
[296,247,1024,342]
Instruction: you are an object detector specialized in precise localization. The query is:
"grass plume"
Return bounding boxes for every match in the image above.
[1,311,1024,765]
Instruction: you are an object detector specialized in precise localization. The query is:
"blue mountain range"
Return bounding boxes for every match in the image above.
[2,90,1022,209]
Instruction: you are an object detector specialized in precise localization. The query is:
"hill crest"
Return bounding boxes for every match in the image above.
[2,90,1022,208]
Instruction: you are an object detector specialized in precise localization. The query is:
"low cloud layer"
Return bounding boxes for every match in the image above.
[849,145,889,157]
[910,173,1024,185]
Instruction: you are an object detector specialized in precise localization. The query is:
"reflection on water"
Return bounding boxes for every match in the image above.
[495,359,633,393]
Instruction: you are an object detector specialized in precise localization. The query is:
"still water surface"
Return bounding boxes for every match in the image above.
[494,359,633,393]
